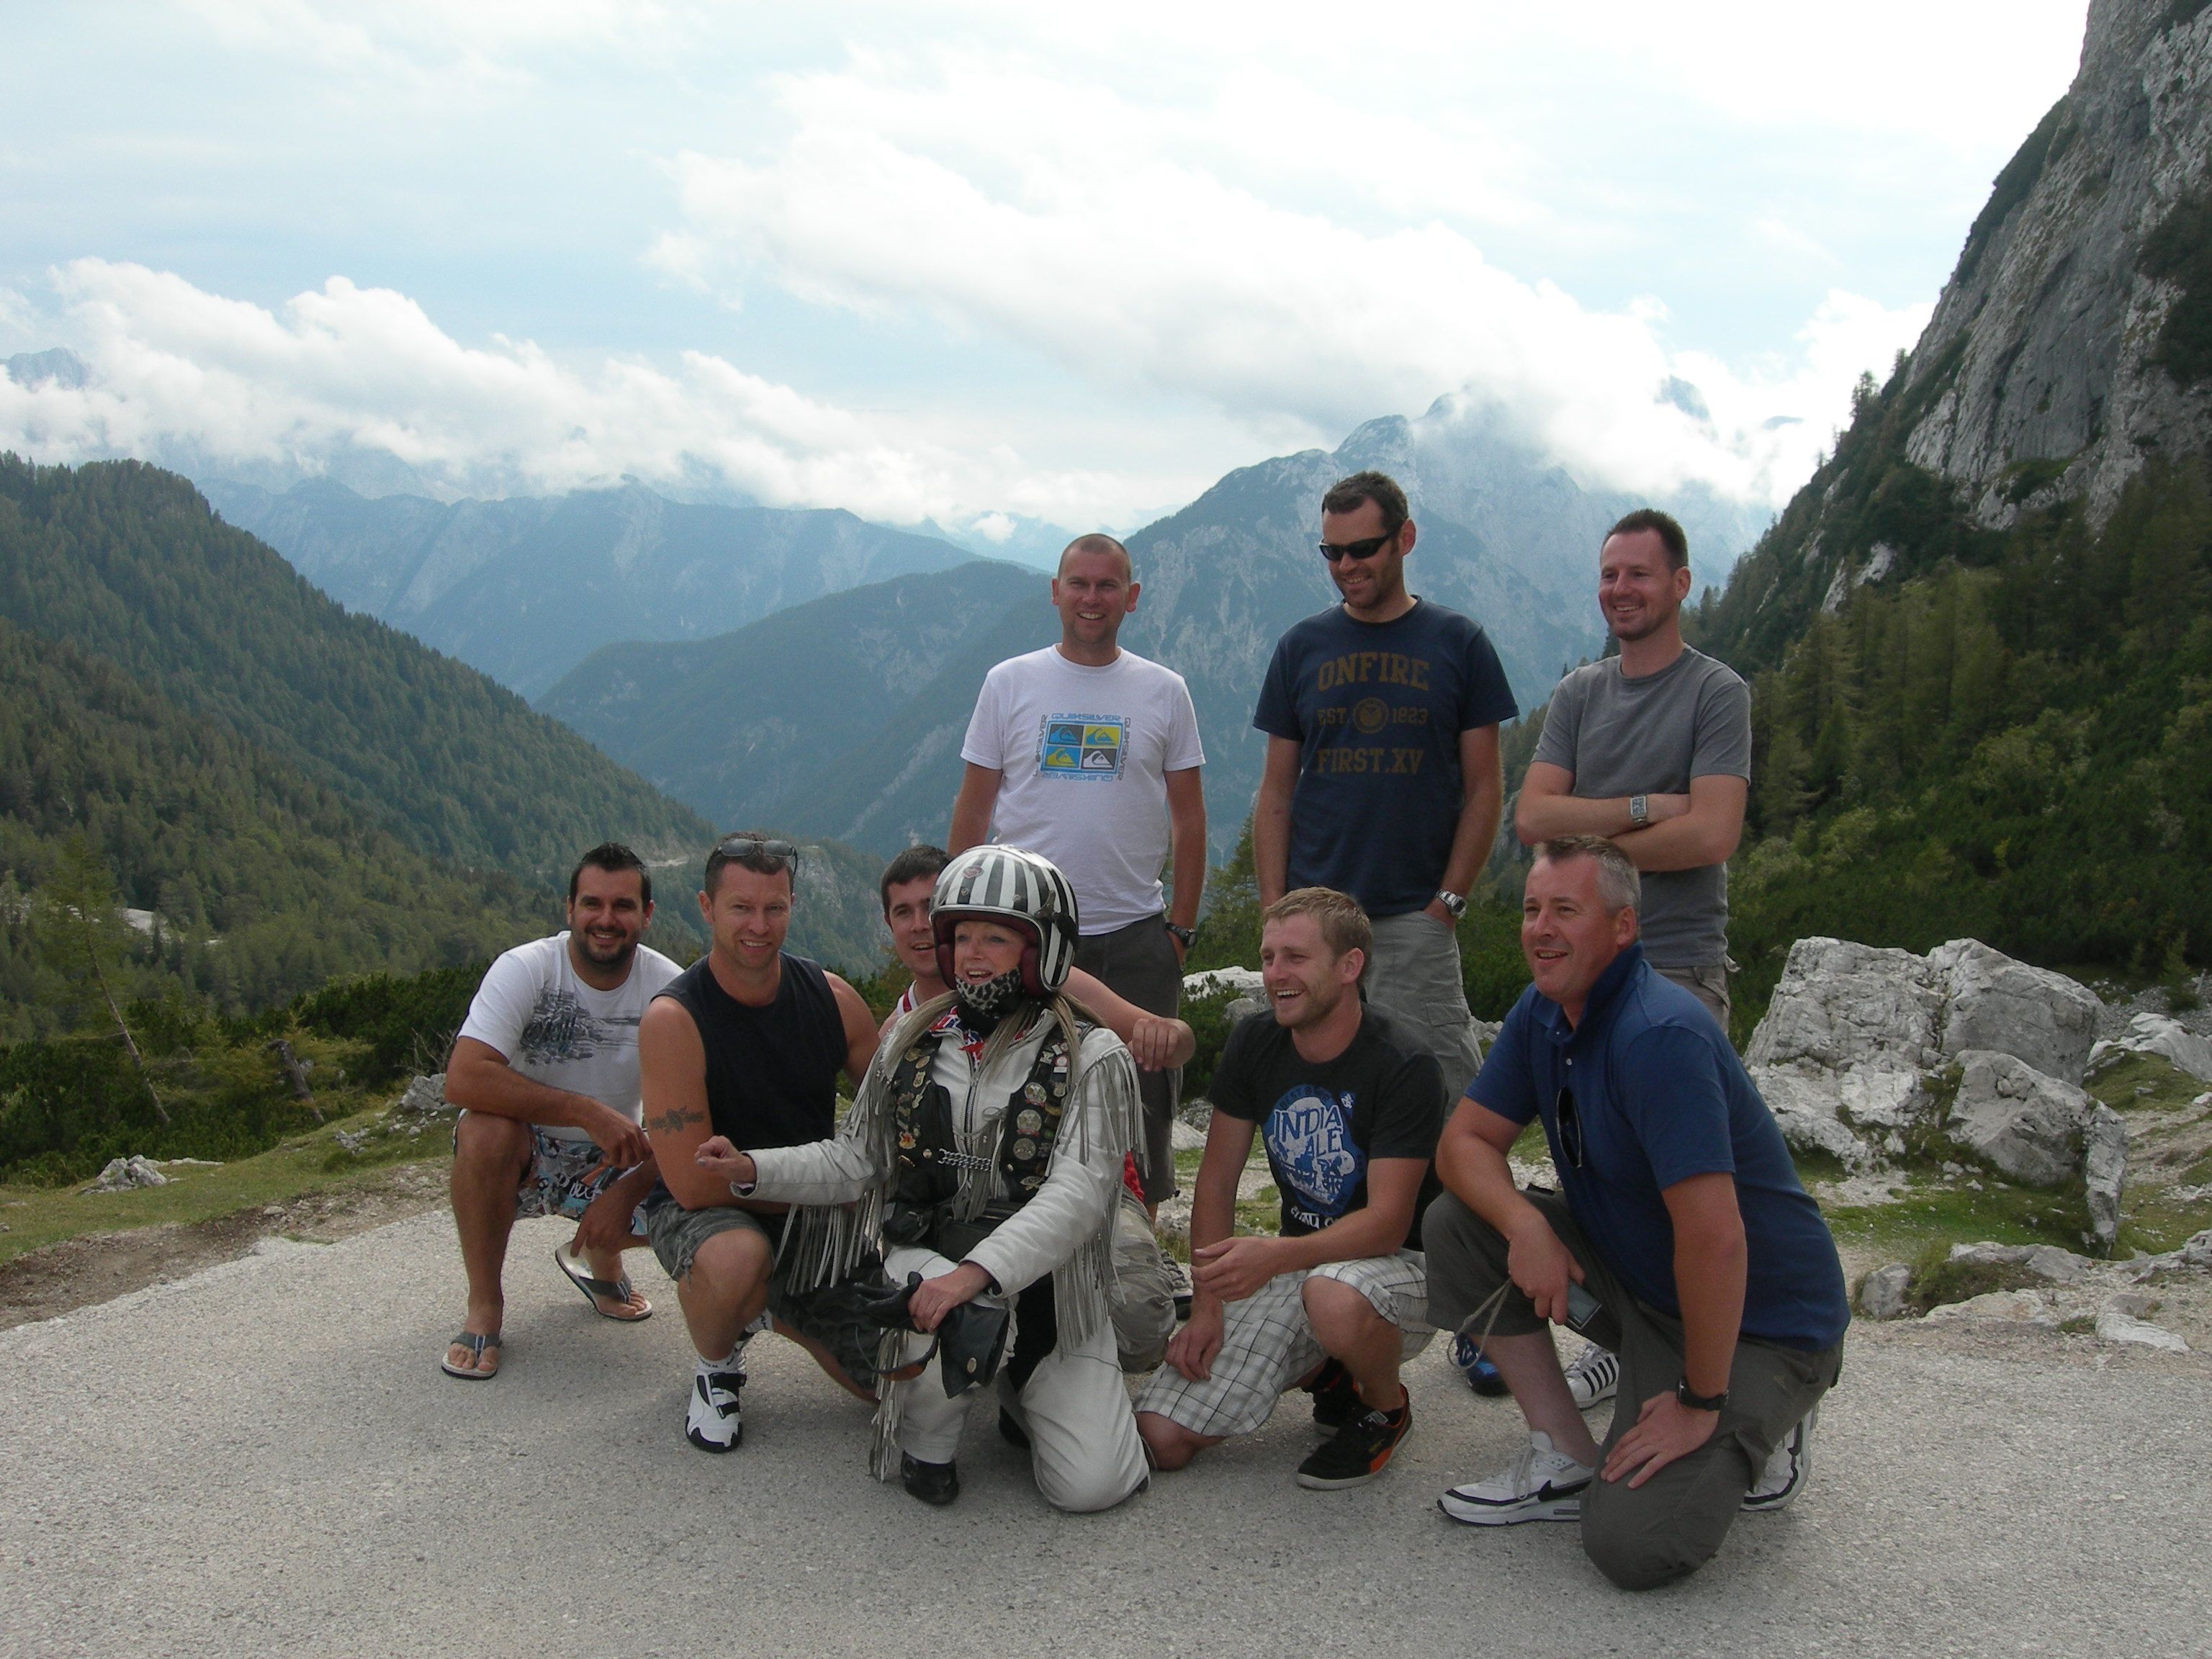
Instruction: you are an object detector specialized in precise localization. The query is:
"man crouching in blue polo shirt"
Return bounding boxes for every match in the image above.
[1424,834,1846,1589]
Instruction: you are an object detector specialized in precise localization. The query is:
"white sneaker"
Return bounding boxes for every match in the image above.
[685,1367,745,1452]
[1438,1431,1595,1527]
[1564,1343,1619,1409]
[1742,1404,1817,1512]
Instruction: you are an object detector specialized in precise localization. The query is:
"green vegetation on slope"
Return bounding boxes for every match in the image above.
[0,455,714,881]
[0,615,557,1035]
[1718,453,2212,1035]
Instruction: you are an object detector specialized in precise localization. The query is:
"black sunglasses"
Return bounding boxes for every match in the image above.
[715,833,800,866]
[1318,534,1395,563]
[1555,1086,1585,1169]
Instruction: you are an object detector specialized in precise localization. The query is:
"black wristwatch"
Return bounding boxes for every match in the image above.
[1676,1380,1730,1413]
[1165,922,1194,949]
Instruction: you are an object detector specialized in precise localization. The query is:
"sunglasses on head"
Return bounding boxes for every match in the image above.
[1318,534,1395,563]
[715,833,799,865]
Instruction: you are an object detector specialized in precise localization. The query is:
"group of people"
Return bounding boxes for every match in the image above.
[434,472,1848,1591]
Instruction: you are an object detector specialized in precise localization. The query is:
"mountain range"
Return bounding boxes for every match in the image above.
[201,477,977,698]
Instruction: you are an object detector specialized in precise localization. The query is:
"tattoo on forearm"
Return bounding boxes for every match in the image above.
[645,1105,705,1137]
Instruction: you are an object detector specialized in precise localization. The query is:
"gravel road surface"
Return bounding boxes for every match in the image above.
[4,1210,2207,1658]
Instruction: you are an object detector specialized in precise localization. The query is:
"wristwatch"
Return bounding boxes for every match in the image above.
[1676,1379,1730,1413]
[1628,793,1650,827]
[1434,889,1467,920]
[1164,922,1195,948]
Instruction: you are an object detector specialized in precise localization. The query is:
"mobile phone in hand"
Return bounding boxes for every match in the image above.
[1565,1280,1602,1332]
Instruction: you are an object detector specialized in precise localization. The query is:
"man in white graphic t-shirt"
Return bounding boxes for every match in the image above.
[439,842,682,1380]
[949,534,1206,1210]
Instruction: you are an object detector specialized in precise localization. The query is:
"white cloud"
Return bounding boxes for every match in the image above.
[0,259,1172,524]
[657,55,1933,505]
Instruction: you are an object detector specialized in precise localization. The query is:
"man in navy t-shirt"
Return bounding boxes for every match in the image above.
[1251,469,1516,1099]
[1424,835,1846,1590]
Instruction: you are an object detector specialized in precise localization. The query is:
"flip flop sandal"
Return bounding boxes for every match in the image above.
[555,1244,653,1322]
[441,1330,501,1380]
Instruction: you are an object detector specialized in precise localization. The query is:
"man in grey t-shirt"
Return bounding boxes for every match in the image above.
[1515,509,1750,1028]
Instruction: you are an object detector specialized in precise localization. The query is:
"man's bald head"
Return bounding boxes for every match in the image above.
[1058,533,1132,581]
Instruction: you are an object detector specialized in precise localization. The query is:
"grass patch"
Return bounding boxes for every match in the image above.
[1233,1186,1281,1235]
[2085,1050,2206,1113]
[1822,1173,2093,1260]
[1899,1238,2040,1314]
[0,1099,447,1267]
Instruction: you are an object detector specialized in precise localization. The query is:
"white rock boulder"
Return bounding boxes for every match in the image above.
[1946,1051,2099,1187]
[1926,938,2100,1084]
[2104,1013,2212,1082]
[1747,938,2106,1182]
[86,1154,168,1192]
[1745,938,1942,1074]
[393,1074,454,1116]
[1858,1263,1913,1320]
[2082,1103,2127,1252]
[1183,967,1262,999]
[2095,1304,2189,1352]
[1923,1288,2055,1326]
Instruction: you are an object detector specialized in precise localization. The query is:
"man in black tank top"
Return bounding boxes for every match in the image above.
[638,833,881,1454]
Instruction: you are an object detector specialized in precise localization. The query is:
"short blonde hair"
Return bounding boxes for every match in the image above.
[1262,887,1373,979]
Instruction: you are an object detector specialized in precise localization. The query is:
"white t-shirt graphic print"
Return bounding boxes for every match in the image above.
[456,932,682,1143]
[961,646,1204,934]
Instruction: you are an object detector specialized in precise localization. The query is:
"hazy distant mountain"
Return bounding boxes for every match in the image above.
[910,512,1081,572]
[541,560,1054,852]
[202,477,976,698]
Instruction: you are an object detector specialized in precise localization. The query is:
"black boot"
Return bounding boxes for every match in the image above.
[900,1452,960,1506]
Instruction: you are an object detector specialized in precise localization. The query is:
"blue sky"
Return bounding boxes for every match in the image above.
[0,1,2090,537]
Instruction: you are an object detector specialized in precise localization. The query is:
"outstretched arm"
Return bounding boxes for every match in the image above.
[1064,966,1196,1070]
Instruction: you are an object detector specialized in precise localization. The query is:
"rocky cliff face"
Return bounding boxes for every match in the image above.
[1695,0,2212,675]
[1904,0,2212,527]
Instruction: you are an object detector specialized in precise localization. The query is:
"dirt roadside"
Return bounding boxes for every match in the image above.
[0,1160,450,1331]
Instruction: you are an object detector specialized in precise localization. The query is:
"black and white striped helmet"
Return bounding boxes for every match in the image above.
[932,845,1080,996]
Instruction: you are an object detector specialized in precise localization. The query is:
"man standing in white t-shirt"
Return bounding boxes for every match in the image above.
[949,534,1206,1210]
[439,842,682,1380]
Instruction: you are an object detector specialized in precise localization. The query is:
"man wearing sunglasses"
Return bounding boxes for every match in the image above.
[636,832,885,1453]
[1422,836,1845,1589]
[1252,470,1516,1101]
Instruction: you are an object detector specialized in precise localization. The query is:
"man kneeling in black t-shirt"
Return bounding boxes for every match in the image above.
[1135,888,1446,1489]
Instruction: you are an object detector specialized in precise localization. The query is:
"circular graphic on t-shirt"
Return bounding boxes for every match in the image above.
[1263,1084,1365,1229]
[1353,697,1388,735]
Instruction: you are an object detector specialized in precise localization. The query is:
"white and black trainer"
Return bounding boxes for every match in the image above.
[1564,1343,1620,1410]
[1743,1404,1818,1512]
[1438,1431,1595,1527]
[685,1363,746,1453]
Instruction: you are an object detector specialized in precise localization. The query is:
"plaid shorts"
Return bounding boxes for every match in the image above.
[1133,1250,1436,1439]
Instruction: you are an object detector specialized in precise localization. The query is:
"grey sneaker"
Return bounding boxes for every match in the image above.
[1743,1405,1818,1512]
[1564,1343,1619,1409]
[1438,1431,1594,1527]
